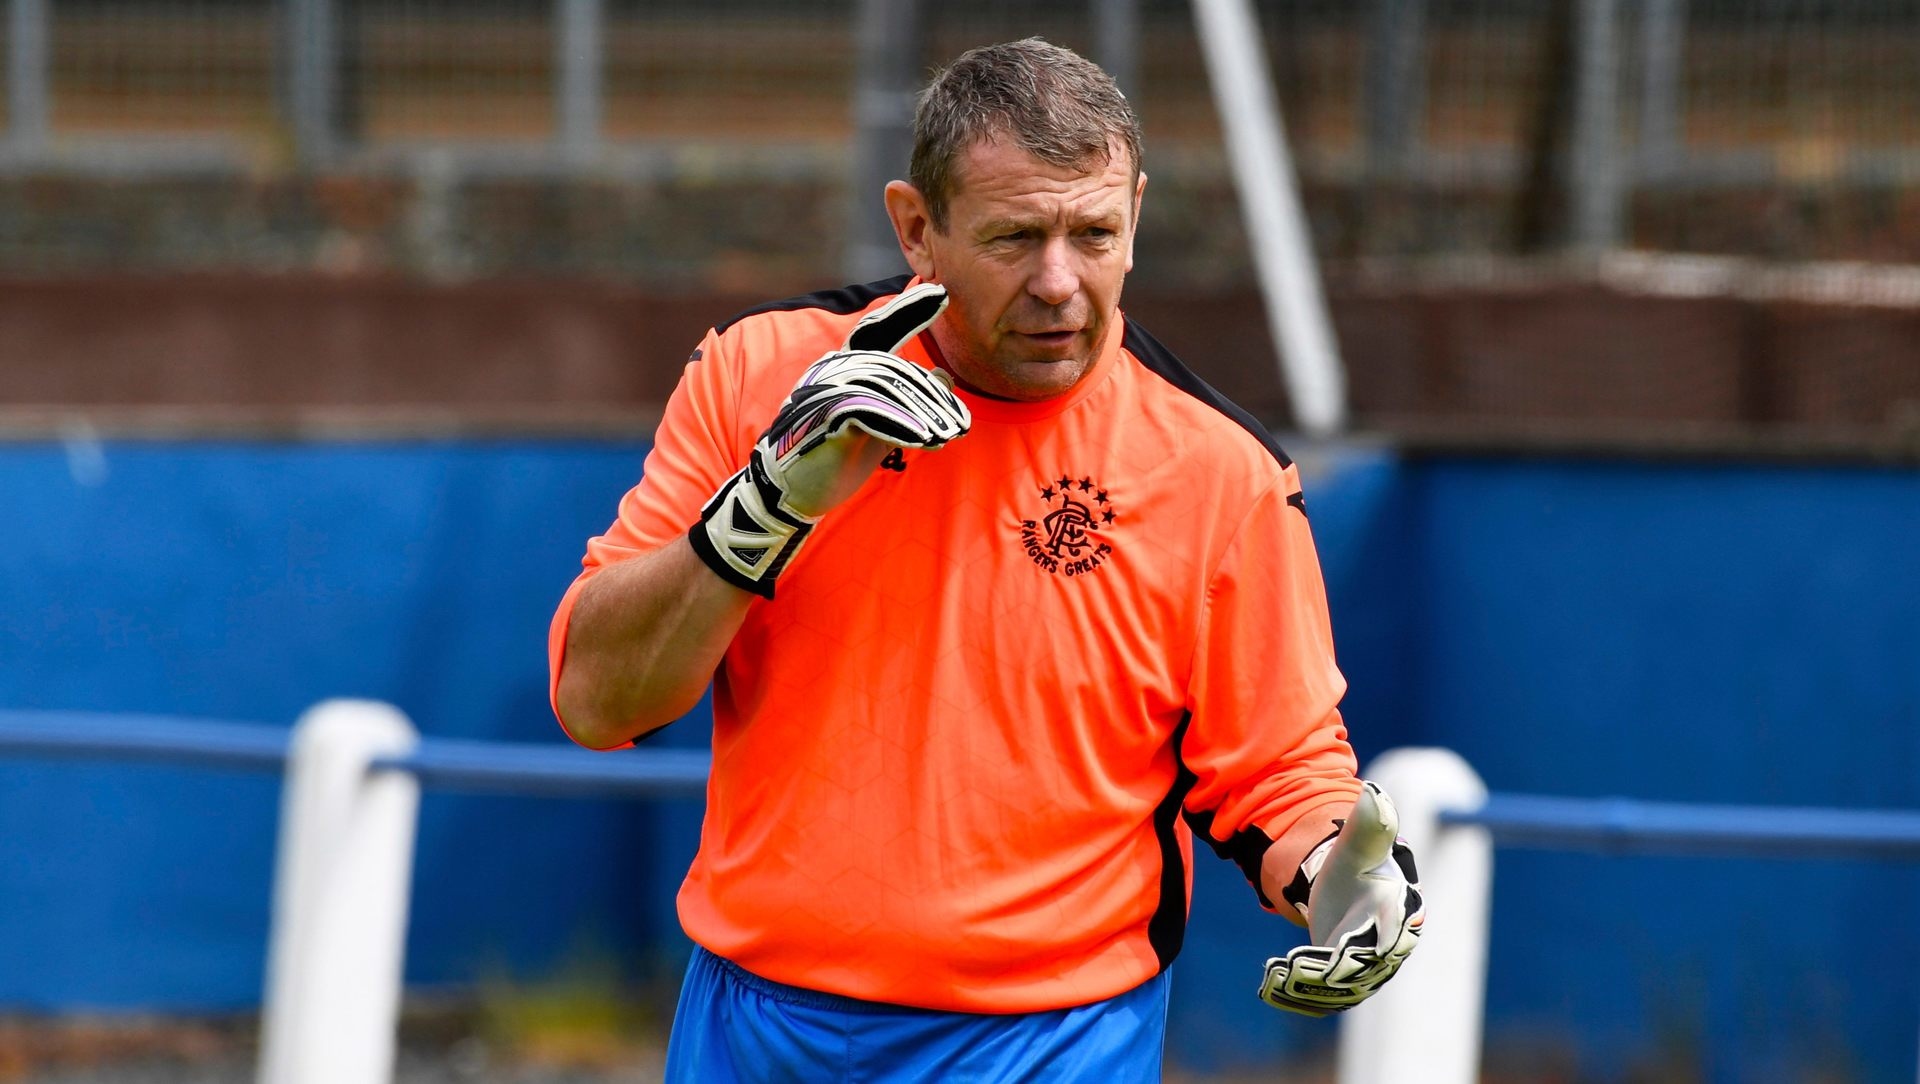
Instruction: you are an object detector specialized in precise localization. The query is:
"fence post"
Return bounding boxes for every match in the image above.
[1570,0,1625,250]
[1363,0,1428,183]
[844,0,922,284]
[1091,0,1140,100]
[284,0,338,166]
[1340,747,1492,1084]
[1636,0,1686,182]
[555,0,604,167]
[7,0,49,158]
[8,0,49,159]
[258,700,421,1084]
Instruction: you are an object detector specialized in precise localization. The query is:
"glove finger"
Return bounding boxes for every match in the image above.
[764,388,850,465]
[845,282,949,354]
[1307,782,1406,946]
[1335,782,1401,874]
[1258,952,1336,1018]
[1374,877,1424,956]
[828,355,970,443]
[1343,954,1408,998]
[822,396,942,449]
[1333,882,1418,975]
[846,371,968,442]
[1274,946,1366,1014]
[1282,944,1338,977]
[1334,917,1420,991]
[1323,937,1386,986]
[1322,922,1372,974]
[919,367,973,436]
[1366,879,1408,957]
[809,351,954,407]
[1381,907,1423,966]
[834,350,964,406]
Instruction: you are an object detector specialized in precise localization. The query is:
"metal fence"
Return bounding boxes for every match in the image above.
[10,710,1920,1082]
[4,1,1920,269]
[3,1,1918,445]
[0,702,709,1084]
[1352,747,1920,1084]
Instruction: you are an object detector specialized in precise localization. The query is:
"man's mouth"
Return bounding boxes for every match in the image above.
[1018,329,1080,350]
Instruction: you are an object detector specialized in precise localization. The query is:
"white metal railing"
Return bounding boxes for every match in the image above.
[258,702,418,1084]
[9,710,1920,1082]
[0,702,709,1084]
[253,701,709,1084]
[1340,748,1491,1084]
[1342,747,1920,1084]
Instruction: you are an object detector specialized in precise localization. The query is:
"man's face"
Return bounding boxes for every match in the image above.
[886,138,1144,402]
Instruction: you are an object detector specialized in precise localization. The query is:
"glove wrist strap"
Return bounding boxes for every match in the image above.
[1281,828,1342,921]
[689,454,818,599]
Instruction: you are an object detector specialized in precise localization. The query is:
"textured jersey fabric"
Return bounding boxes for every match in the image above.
[549,275,1361,1014]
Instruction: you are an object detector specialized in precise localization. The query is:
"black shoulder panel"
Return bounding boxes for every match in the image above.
[1122,318,1294,469]
[714,274,914,336]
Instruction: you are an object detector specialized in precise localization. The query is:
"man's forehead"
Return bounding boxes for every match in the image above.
[948,135,1137,215]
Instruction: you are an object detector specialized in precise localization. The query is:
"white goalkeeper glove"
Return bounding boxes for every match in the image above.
[1259,781,1425,1018]
[689,282,971,598]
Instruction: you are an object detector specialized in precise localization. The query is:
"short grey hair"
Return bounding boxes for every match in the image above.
[909,38,1142,231]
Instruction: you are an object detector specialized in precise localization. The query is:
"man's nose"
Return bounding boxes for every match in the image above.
[1027,237,1079,307]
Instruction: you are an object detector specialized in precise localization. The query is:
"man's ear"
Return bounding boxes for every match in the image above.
[1125,170,1147,274]
[884,180,939,281]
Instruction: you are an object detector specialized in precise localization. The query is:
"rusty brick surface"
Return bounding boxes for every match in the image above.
[2,274,1915,448]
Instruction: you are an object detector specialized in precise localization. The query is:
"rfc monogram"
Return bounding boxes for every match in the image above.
[1018,474,1117,577]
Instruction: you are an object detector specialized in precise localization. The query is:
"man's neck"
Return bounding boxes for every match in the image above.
[920,329,1015,402]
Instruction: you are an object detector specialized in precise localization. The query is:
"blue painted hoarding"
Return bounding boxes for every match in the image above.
[1,439,1915,1081]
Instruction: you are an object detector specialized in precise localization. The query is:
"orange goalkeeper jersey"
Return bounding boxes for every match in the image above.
[549,276,1361,1013]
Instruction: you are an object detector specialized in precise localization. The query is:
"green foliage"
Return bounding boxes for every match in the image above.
[468,949,668,1071]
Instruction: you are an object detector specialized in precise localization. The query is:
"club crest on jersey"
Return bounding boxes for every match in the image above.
[1018,474,1116,577]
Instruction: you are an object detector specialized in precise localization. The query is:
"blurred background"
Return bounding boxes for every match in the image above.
[1,1,1916,1081]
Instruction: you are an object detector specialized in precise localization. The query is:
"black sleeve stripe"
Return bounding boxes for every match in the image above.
[1147,713,1199,971]
[1147,712,1286,970]
[1182,806,1278,910]
[1121,317,1294,469]
[714,274,914,336]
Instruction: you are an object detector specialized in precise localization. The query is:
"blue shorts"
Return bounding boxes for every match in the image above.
[662,945,1171,1083]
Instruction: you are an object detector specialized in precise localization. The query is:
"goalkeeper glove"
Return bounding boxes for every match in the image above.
[1258,781,1425,1018]
[689,282,970,598]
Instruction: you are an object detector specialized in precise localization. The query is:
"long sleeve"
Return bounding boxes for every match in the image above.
[546,327,744,717]
[1180,464,1361,918]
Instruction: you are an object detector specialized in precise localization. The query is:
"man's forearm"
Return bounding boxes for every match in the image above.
[554,285,964,749]
[555,536,754,748]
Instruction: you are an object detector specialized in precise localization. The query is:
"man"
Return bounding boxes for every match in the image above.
[550,38,1422,1082]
